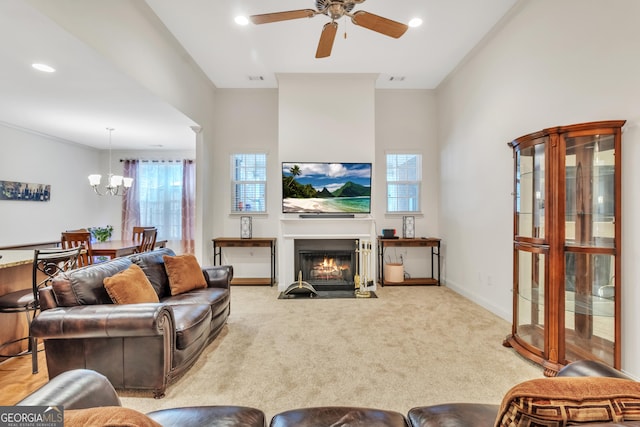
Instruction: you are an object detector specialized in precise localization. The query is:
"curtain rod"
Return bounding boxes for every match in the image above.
[119,159,193,163]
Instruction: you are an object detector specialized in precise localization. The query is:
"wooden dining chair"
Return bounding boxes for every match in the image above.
[132,226,156,242]
[137,228,157,253]
[60,231,94,267]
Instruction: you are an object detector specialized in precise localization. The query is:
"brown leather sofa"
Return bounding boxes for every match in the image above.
[16,369,266,427]
[14,361,640,426]
[30,248,232,398]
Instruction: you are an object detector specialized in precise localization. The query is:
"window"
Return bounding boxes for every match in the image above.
[231,153,266,213]
[136,161,189,241]
[386,153,422,213]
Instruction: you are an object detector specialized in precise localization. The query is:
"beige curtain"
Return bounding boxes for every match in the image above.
[121,160,140,240]
[181,159,195,254]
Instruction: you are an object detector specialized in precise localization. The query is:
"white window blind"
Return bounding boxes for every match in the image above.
[386,153,422,213]
[231,153,266,213]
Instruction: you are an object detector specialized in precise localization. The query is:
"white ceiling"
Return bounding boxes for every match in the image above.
[0,0,518,150]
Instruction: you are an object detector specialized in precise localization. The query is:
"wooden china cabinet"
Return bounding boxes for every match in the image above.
[503,120,625,376]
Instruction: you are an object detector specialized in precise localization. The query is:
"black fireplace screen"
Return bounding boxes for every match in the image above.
[298,250,353,284]
[294,239,357,290]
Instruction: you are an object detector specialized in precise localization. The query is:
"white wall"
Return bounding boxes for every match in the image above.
[211,89,279,274]
[375,89,440,281]
[437,0,640,376]
[0,124,108,245]
[278,74,376,162]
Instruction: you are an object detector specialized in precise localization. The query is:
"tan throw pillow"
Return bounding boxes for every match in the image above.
[163,254,207,295]
[103,264,159,304]
[495,376,640,426]
[65,406,162,427]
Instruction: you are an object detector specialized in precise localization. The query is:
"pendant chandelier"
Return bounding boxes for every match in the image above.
[88,128,133,196]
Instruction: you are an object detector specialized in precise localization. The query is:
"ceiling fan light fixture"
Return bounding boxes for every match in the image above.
[327,4,345,20]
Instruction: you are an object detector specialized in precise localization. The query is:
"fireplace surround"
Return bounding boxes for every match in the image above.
[279,217,376,291]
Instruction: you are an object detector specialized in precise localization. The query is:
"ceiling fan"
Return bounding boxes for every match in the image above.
[249,0,409,58]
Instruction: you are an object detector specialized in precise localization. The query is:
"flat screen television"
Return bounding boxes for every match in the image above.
[282,162,372,214]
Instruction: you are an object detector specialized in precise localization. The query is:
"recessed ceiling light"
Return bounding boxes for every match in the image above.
[235,16,249,26]
[32,63,56,73]
[408,18,423,28]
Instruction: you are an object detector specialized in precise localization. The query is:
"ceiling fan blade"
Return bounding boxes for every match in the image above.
[350,10,408,38]
[316,22,338,58]
[250,9,316,25]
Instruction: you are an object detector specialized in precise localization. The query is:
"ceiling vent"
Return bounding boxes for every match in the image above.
[248,75,264,81]
[389,76,405,82]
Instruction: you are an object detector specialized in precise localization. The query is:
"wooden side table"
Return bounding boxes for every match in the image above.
[212,238,276,286]
[377,237,441,286]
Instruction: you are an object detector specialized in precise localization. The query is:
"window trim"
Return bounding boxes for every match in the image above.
[230,152,267,214]
[385,152,423,214]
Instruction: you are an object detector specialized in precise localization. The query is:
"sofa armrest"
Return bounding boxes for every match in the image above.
[31,303,174,339]
[38,285,58,310]
[203,265,233,289]
[557,360,633,380]
[16,369,121,409]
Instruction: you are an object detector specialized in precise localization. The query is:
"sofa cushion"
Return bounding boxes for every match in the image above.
[271,406,409,427]
[130,248,176,298]
[103,264,159,304]
[162,288,229,317]
[65,406,161,427]
[495,377,640,426]
[163,254,207,295]
[52,257,133,306]
[171,304,212,350]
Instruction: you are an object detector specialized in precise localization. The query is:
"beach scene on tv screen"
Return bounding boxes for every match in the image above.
[282,162,372,213]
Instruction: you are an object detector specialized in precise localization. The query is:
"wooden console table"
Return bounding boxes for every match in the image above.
[377,237,441,286]
[212,238,276,286]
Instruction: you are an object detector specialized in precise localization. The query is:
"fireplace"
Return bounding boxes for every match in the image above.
[294,239,358,291]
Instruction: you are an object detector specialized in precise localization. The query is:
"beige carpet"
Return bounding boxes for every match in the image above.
[120,285,543,420]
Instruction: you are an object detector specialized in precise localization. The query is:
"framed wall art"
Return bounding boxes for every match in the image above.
[0,180,51,202]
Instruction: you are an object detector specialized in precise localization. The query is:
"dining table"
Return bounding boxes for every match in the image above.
[91,239,167,259]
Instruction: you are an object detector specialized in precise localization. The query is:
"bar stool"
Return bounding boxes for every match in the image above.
[0,247,81,373]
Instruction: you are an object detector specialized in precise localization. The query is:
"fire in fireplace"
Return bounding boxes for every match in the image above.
[294,239,358,291]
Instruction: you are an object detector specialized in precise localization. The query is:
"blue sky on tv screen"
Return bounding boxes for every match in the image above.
[282,162,371,193]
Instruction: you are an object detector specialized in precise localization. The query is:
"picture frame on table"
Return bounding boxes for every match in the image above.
[402,216,415,238]
[240,216,252,239]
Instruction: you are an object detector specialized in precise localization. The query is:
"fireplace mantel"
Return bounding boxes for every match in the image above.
[278,216,377,291]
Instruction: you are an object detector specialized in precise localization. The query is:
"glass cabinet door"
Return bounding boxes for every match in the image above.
[515,140,546,240]
[563,132,617,366]
[515,246,547,356]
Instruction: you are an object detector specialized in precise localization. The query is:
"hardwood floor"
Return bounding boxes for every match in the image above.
[0,347,48,405]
